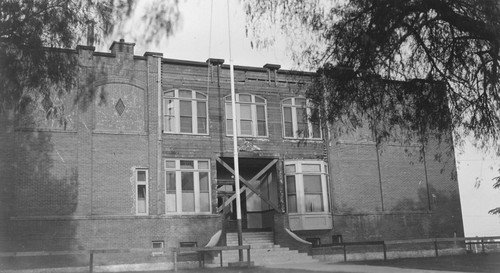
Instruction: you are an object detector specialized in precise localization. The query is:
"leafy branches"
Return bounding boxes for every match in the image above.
[245,0,500,145]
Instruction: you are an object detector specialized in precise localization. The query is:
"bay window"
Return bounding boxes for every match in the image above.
[285,161,328,214]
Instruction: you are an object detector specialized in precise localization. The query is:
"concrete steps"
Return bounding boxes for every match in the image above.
[212,231,318,266]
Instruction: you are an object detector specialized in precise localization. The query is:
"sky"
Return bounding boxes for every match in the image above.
[97,0,500,237]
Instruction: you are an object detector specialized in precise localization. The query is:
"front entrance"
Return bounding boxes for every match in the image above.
[216,157,280,231]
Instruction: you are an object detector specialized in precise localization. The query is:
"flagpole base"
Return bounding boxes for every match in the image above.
[237,219,243,261]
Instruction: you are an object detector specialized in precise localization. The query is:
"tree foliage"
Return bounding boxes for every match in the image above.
[0,0,180,114]
[245,0,500,213]
[245,0,500,143]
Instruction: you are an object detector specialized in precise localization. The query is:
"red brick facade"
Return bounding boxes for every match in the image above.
[0,40,464,262]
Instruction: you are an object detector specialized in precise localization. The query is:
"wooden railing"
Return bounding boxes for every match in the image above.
[312,236,500,262]
[0,245,253,272]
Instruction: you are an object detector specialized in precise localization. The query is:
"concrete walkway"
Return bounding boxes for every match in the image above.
[264,261,478,273]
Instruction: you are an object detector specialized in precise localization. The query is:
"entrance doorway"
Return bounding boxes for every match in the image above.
[216,157,280,231]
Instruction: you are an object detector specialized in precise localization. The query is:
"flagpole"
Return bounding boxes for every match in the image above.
[226,0,243,262]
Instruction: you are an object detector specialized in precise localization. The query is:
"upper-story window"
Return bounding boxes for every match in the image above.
[163,89,208,135]
[225,94,267,137]
[282,97,321,139]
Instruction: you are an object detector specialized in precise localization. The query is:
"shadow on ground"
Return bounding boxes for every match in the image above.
[342,252,500,272]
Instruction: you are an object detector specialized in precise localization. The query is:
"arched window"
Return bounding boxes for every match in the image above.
[225,94,268,137]
[163,89,208,135]
[282,97,321,139]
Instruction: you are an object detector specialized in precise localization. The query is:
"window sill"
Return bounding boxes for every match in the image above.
[283,138,323,142]
[163,132,210,136]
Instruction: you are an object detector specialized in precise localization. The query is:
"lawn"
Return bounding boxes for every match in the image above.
[342,252,500,272]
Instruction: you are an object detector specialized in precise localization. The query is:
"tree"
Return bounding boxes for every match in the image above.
[0,0,180,113]
[244,0,500,213]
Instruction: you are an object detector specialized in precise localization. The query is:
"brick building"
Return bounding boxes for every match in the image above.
[0,40,464,263]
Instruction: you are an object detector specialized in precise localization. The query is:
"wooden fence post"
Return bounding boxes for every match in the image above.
[383,243,387,261]
[434,240,438,257]
[89,252,94,273]
[343,244,347,261]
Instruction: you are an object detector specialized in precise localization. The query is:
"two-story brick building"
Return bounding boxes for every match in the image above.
[0,40,464,265]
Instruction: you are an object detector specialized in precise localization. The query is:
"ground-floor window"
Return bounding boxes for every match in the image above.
[165,159,211,214]
[285,161,329,214]
[135,168,149,215]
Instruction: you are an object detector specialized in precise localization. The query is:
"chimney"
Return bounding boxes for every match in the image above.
[109,39,135,56]
[87,21,95,46]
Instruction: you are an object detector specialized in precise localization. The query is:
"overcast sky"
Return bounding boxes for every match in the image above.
[97,0,500,237]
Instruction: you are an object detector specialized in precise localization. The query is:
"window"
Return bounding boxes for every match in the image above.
[135,168,149,215]
[165,159,211,213]
[179,242,198,247]
[225,94,267,137]
[285,161,329,214]
[332,235,343,245]
[282,98,321,139]
[306,238,321,247]
[163,89,208,134]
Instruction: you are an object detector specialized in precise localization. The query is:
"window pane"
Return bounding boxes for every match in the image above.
[164,91,175,97]
[182,193,195,212]
[304,175,322,193]
[197,102,207,117]
[199,172,209,191]
[137,185,147,214]
[182,172,194,190]
[180,101,192,116]
[312,122,321,138]
[138,184,146,199]
[165,160,176,169]
[283,98,292,105]
[287,195,297,213]
[283,107,293,137]
[239,94,251,102]
[295,98,306,106]
[225,103,232,117]
[166,99,175,114]
[286,176,296,193]
[137,170,146,181]
[302,164,321,172]
[196,92,206,99]
[197,117,207,134]
[285,164,296,173]
[179,90,192,98]
[256,105,265,120]
[225,96,232,101]
[257,121,267,136]
[180,160,194,169]
[165,116,175,132]
[198,161,209,169]
[180,117,192,133]
[166,172,176,190]
[305,194,323,212]
[240,120,252,135]
[200,193,210,212]
[226,119,233,135]
[240,104,251,119]
[166,193,176,212]
[255,96,265,103]
[296,108,307,137]
[283,107,292,122]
